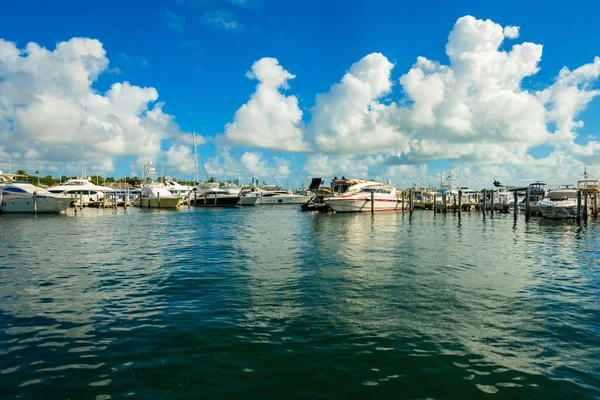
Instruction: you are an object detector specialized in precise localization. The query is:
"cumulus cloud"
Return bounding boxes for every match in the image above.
[310,53,410,154]
[204,148,292,180]
[220,57,310,152]
[0,37,191,174]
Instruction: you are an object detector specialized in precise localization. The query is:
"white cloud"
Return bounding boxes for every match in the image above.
[503,26,520,39]
[310,53,409,154]
[220,57,310,152]
[0,37,191,175]
[201,9,243,30]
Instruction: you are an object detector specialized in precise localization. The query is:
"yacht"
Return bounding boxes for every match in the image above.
[538,189,579,219]
[165,179,194,201]
[133,183,183,209]
[192,182,240,207]
[256,185,313,205]
[47,178,114,206]
[519,181,548,211]
[1,174,74,213]
[324,179,403,213]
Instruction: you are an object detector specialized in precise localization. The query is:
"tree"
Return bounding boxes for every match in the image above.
[16,169,26,176]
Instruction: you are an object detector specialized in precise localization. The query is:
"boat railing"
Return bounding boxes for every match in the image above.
[577,180,600,190]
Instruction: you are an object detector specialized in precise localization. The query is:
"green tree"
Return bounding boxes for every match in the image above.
[16,169,26,176]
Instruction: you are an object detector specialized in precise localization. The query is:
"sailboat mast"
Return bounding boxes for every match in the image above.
[193,132,199,184]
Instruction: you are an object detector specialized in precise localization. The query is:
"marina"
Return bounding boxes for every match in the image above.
[1,206,599,399]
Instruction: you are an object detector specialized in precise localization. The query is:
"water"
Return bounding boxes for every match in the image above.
[1,207,599,399]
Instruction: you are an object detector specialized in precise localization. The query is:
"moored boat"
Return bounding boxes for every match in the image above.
[1,177,74,213]
[324,180,403,213]
[538,189,579,219]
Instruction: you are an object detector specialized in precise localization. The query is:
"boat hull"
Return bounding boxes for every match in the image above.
[258,195,313,205]
[326,197,404,213]
[239,196,258,206]
[192,195,240,207]
[539,202,578,219]
[1,196,74,213]
[134,198,183,209]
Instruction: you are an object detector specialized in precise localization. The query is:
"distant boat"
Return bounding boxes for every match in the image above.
[1,177,74,213]
[324,179,403,213]
[47,178,115,206]
[133,183,183,209]
[256,188,313,205]
[192,182,240,207]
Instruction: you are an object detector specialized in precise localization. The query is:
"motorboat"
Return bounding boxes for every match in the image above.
[237,187,259,206]
[1,175,74,213]
[538,189,579,219]
[519,181,548,212]
[256,189,313,205]
[324,179,403,213]
[192,182,240,207]
[133,183,183,209]
[46,178,114,206]
[165,179,194,201]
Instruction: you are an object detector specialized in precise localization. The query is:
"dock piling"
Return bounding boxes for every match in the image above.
[490,191,494,216]
[433,193,437,212]
[453,193,457,213]
[584,192,588,221]
[525,188,530,218]
[513,190,518,220]
[442,193,447,214]
[577,190,582,221]
[33,191,37,215]
[482,189,487,215]
[458,190,462,215]
[157,192,161,209]
[371,190,374,213]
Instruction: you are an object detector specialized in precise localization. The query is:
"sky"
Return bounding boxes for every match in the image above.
[1,0,600,189]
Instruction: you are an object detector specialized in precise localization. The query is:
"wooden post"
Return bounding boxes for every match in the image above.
[453,192,457,213]
[594,191,598,218]
[370,190,374,213]
[442,193,447,213]
[188,192,191,209]
[525,188,531,217]
[491,190,495,215]
[214,192,218,206]
[577,190,582,221]
[433,193,437,212]
[194,191,197,207]
[583,191,588,221]
[513,190,518,220]
[33,191,37,215]
[482,189,487,215]
[401,191,405,211]
[157,191,161,209]
[204,193,207,207]
[458,190,462,214]
[409,189,413,214]
[80,192,83,209]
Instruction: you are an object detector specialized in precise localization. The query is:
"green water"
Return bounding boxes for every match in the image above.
[0,207,599,399]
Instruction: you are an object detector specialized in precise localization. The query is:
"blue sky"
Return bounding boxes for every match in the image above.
[1,0,599,188]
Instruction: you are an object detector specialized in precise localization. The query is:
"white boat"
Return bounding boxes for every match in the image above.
[324,180,403,213]
[193,182,240,207]
[519,181,548,212]
[165,180,194,201]
[538,189,579,219]
[47,178,114,206]
[238,188,259,206]
[1,178,74,213]
[133,183,183,209]
[256,187,313,205]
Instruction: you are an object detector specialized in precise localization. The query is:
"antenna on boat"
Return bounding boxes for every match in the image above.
[193,132,199,184]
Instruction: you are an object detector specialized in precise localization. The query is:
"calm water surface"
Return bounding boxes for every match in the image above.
[0,207,599,399]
